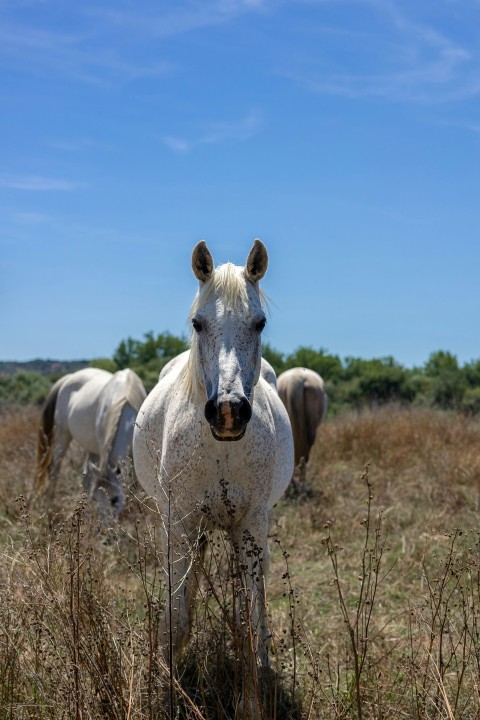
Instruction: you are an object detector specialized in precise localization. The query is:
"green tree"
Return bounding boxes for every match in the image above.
[463,359,480,388]
[113,337,140,368]
[284,346,343,381]
[113,332,188,369]
[262,343,285,375]
[135,331,158,364]
[423,351,466,410]
[155,332,189,359]
[424,350,459,376]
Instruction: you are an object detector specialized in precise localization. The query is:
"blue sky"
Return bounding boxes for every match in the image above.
[1,0,479,367]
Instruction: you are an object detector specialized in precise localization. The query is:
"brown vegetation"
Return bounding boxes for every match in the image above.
[1,404,480,718]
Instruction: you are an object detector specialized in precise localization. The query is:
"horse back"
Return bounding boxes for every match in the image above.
[62,369,112,454]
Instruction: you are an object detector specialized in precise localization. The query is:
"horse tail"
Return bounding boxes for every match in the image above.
[304,381,326,459]
[286,375,309,467]
[35,377,64,494]
[298,377,311,465]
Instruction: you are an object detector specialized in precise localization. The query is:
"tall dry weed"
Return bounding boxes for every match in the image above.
[1,404,480,718]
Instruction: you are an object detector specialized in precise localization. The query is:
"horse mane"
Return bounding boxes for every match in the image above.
[98,370,147,474]
[181,263,267,401]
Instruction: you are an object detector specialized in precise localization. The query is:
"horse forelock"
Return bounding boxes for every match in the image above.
[181,262,266,401]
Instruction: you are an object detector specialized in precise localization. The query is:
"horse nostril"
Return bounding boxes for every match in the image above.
[204,398,218,425]
[237,397,252,424]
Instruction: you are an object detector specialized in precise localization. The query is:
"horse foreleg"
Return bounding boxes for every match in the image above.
[83,454,117,524]
[231,515,271,665]
[230,515,271,720]
[160,522,206,665]
[82,454,98,497]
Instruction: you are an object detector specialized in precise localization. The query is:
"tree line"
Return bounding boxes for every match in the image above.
[1,331,480,415]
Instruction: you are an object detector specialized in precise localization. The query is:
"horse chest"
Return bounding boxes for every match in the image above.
[161,424,273,525]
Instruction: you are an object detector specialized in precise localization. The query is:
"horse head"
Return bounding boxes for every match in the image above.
[189,239,268,441]
[82,457,126,520]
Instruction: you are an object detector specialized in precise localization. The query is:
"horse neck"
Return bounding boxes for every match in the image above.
[108,403,137,465]
[98,392,137,473]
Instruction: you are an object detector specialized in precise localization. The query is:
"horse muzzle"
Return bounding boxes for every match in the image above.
[204,396,252,441]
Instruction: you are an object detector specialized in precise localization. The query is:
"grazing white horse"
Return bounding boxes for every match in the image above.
[133,240,294,707]
[277,367,328,467]
[35,367,147,519]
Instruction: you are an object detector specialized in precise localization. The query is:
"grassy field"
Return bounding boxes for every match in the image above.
[1,404,479,719]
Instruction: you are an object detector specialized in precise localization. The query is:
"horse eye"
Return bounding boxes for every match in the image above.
[255,318,266,333]
[192,318,203,333]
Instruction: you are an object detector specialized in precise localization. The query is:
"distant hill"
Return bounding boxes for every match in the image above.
[0,359,90,377]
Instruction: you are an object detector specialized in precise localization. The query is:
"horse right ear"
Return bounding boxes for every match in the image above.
[192,241,214,282]
[245,238,268,283]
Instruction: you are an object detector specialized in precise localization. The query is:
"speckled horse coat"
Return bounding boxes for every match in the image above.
[35,367,147,519]
[133,240,294,673]
[277,366,328,466]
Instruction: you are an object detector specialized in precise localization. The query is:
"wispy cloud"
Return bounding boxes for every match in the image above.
[283,0,480,104]
[0,18,174,86]
[47,137,116,153]
[162,110,264,153]
[0,1,272,86]
[0,175,82,191]
[2,0,476,104]
[13,211,51,224]
[162,137,192,154]
[88,0,273,39]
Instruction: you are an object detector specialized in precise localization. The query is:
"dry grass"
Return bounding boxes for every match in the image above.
[270,405,480,719]
[1,404,480,718]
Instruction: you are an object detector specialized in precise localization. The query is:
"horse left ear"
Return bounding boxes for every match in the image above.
[245,239,268,283]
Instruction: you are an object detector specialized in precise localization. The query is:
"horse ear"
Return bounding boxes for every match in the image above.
[245,238,268,283]
[192,241,214,282]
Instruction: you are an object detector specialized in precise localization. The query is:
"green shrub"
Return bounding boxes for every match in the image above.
[0,372,53,407]
[460,386,480,415]
[89,358,117,373]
